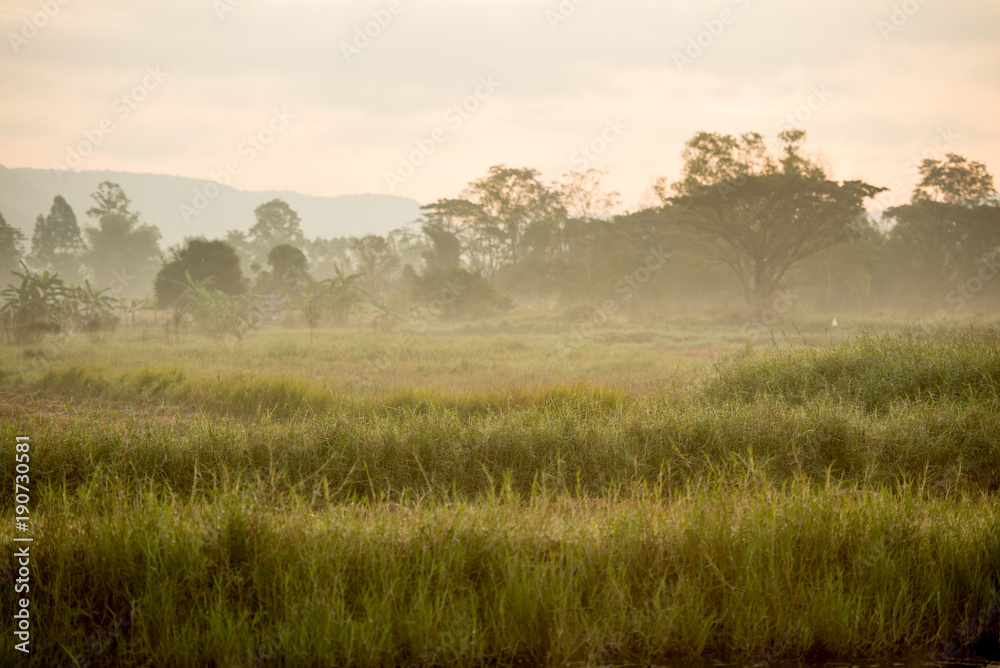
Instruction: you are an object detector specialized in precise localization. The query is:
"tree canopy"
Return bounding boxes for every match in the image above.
[666,130,884,304]
[154,238,246,309]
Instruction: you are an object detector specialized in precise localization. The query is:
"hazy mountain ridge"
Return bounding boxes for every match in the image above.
[0,166,423,247]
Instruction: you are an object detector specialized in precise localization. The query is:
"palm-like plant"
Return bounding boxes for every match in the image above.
[176,272,252,341]
[322,263,369,325]
[69,281,118,337]
[1,263,70,343]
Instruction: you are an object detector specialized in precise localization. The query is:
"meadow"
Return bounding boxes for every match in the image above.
[1,315,999,666]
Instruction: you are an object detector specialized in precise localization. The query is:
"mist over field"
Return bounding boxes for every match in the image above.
[2,1,1000,666]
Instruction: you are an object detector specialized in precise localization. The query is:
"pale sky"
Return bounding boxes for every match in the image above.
[2,0,999,212]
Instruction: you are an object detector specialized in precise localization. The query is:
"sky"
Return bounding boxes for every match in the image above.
[2,0,999,213]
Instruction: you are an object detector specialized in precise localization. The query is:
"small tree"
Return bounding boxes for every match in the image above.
[155,238,246,309]
[1,264,70,344]
[323,263,369,325]
[248,199,304,266]
[29,195,85,282]
[0,211,26,287]
[83,182,161,298]
[68,281,118,339]
[350,235,399,300]
[257,243,311,296]
[175,272,252,342]
[412,266,512,320]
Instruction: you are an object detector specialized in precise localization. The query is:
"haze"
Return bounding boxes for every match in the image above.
[3,0,999,210]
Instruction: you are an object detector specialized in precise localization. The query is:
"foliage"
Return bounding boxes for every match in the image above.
[68,280,119,338]
[248,199,304,266]
[667,130,884,304]
[83,181,162,299]
[321,263,369,324]
[0,210,26,286]
[29,195,85,281]
[349,234,399,300]
[0,263,70,343]
[256,243,310,296]
[154,238,246,309]
[175,271,253,341]
[412,265,513,320]
[2,329,1000,664]
[886,154,1000,291]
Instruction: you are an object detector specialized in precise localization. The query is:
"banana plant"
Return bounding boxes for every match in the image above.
[175,271,252,341]
[0,263,70,343]
[322,263,369,325]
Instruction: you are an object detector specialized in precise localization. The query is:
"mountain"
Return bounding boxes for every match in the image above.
[0,166,424,248]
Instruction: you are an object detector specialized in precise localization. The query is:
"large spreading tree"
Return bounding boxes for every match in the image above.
[665,130,883,304]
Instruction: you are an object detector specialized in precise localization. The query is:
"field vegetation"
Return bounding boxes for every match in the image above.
[2,321,999,666]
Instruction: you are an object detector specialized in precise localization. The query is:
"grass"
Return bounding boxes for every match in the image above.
[1,323,999,665]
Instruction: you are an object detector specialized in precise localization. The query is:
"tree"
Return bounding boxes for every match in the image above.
[154,238,246,309]
[322,263,369,324]
[420,220,462,270]
[87,182,136,220]
[29,195,85,281]
[460,165,565,277]
[252,244,311,297]
[68,281,118,338]
[421,198,492,275]
[0,211,26,287]
[175,272,253,342]
[666,130,883,304]
[248,199,304,265]
[553,169,623,300]
[350,234,399,300]
[886,154,1000,290]
[268,244,309,283]
[1,264,70,343]
[83,182,162,298]
[911,153,995,204]
[412,266,512,320]
[304,236,353,281]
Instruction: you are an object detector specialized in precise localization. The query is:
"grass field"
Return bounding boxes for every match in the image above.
[2,318,999,666]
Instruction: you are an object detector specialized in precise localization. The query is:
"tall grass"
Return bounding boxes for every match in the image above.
[2,393,999,507]
[707,328,1000,409]
[3,480,998,666]
[2,328,999,665]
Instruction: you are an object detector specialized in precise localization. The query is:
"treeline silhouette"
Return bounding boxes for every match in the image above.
[2,130,999,342]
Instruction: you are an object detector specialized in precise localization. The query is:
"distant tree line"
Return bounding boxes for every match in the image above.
[3,129,999,342]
